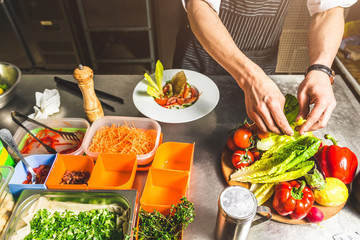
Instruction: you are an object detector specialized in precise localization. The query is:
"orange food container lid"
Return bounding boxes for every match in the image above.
[46,154,94,190]
[88,153,137,190]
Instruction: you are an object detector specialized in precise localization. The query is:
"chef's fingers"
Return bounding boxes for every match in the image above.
[299,101,336,133]
[268,102,294,136]
[298,102,326,134]
[249,111,269,133]
[296,92,310,121]
[257,105,282,135]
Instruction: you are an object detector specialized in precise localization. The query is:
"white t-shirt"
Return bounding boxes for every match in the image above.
[182,0,357,16]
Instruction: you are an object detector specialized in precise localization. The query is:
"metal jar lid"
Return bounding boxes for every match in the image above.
[219,185,257,221]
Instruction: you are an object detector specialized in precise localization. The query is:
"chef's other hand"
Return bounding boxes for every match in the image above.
[296,70,336,135]
[242,73,294,136]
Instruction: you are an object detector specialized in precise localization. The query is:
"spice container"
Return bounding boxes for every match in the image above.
[215,186,272,240]
[12,118,89,156]
[0,165,15,235]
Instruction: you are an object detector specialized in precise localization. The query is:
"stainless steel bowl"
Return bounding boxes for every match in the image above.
[0,62,21,109]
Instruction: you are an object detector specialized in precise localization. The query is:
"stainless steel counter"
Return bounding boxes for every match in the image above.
[1,74,360,240]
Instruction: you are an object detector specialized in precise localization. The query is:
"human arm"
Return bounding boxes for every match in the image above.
[186,0,294,135]
[297,7,345,134]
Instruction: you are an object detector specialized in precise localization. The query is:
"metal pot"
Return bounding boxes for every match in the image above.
[0,62,21,109]
[351,171,360,213]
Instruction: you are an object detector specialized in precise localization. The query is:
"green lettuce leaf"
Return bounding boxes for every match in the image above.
[284,94,299,124]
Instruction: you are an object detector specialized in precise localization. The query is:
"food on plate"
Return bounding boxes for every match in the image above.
[145,60,200,109]
[20,128,85,155]
[250,183,274,206]
[315,134,358,184]
[314,177,348,207]
[10,197,130,240]
[304,165,326,191]
[0,83,8,95]
[134,197,195,240]
[306,207,324,223]
[60,170,90,185]
[0,191,15,233]
[272,180,314,220]
[88,123,156,155]
[231,150,254,169]
[22,164,51,184]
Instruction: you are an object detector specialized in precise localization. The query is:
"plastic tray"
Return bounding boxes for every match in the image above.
[88,153,137,190]
[0,165,15,235]
[12,118,90,156]
[46,154,94,190]
[8,154,56,197]
[82,116,162,165]
[140,168,189,215]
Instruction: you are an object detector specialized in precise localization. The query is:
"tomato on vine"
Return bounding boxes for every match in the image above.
[233,126,253,149]
[231,150,254,169]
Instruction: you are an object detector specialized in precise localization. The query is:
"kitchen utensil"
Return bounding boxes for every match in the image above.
[11,112,58,154]
[55,77,115,112]
[0,62,21,109]
[73,64,104,122]
[214,185,272,240]
[0,129,37,184]
[12,111,80,142]
[54,76,124,104]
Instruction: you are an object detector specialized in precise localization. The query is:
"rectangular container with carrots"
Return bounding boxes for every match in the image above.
[82,116,162,165]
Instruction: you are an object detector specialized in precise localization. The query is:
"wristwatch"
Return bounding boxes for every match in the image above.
[305,64,335,85]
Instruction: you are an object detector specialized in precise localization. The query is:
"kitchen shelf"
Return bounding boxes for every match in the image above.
[76,0,155,74]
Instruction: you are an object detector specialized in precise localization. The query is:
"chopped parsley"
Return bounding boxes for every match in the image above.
[25,208,127,240]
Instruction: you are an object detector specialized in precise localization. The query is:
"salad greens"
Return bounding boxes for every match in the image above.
[133,197,195,240]
[25,208,127,240]
[145,60,164,99]
[231,135,321,183]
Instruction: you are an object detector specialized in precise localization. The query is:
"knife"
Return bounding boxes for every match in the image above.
[54,76,124,104]
[55,78,116,112]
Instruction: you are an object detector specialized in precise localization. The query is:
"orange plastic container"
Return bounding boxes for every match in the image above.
[46,154,94,190]
[88,153,137,190]
[140,168,189,215]
[152,142,194,173]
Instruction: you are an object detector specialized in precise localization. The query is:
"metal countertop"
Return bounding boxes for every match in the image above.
[0,74,359,240]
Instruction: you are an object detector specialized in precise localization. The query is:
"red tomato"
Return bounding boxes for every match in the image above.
[249,124,269,139]
[231,150,254,169]
[226,135,238,152]
[250,148,262,161]
[233,127,253,149]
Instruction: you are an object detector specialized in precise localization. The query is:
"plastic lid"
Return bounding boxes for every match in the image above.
[0,165,14,196]
[219,186,257,219]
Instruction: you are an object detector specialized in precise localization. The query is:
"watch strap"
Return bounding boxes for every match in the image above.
[305,64,335,85]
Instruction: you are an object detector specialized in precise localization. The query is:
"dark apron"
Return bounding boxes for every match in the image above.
[173,0,294,75]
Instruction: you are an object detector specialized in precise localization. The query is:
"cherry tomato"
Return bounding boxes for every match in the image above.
[250,148,263,161]
[233,127,253,149]
[231,150,254,169]
[226,135,238,152]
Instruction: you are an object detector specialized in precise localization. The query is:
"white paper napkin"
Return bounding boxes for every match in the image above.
[28,89,61,119]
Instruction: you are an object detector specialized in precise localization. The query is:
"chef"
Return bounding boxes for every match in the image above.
[173,0,357,136]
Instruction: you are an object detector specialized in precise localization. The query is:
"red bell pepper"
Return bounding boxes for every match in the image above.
[272,180,314,220]
[315,134,358,184]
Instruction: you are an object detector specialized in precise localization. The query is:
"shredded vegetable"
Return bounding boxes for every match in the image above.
[88,123,155,155]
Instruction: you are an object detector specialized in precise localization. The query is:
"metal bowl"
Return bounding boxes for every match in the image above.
[0,62,21,109]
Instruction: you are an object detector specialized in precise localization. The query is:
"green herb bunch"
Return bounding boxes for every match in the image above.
[25,208,124,240]
[134,197,195,240]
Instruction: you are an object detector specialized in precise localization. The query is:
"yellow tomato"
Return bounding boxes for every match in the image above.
[314,177,348,207]
[0,88,3,95]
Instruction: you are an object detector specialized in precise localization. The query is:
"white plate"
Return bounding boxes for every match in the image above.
[133,69,220,123]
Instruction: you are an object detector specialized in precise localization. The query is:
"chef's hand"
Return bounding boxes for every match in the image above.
[296,70,336,134]
[242,73,294,136]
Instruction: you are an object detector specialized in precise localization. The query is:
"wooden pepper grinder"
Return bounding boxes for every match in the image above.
[73,64,104,122]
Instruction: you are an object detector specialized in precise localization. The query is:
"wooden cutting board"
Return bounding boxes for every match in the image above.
[221,146,346,224]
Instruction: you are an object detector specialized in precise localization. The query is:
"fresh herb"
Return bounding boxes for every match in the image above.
[133,197,195,240]
[0,83,8,91]
[25,208,126,240]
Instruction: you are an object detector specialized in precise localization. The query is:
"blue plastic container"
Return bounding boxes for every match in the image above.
[9,154,56,197]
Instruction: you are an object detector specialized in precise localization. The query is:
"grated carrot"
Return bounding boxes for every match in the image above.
[88,123,156,155]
